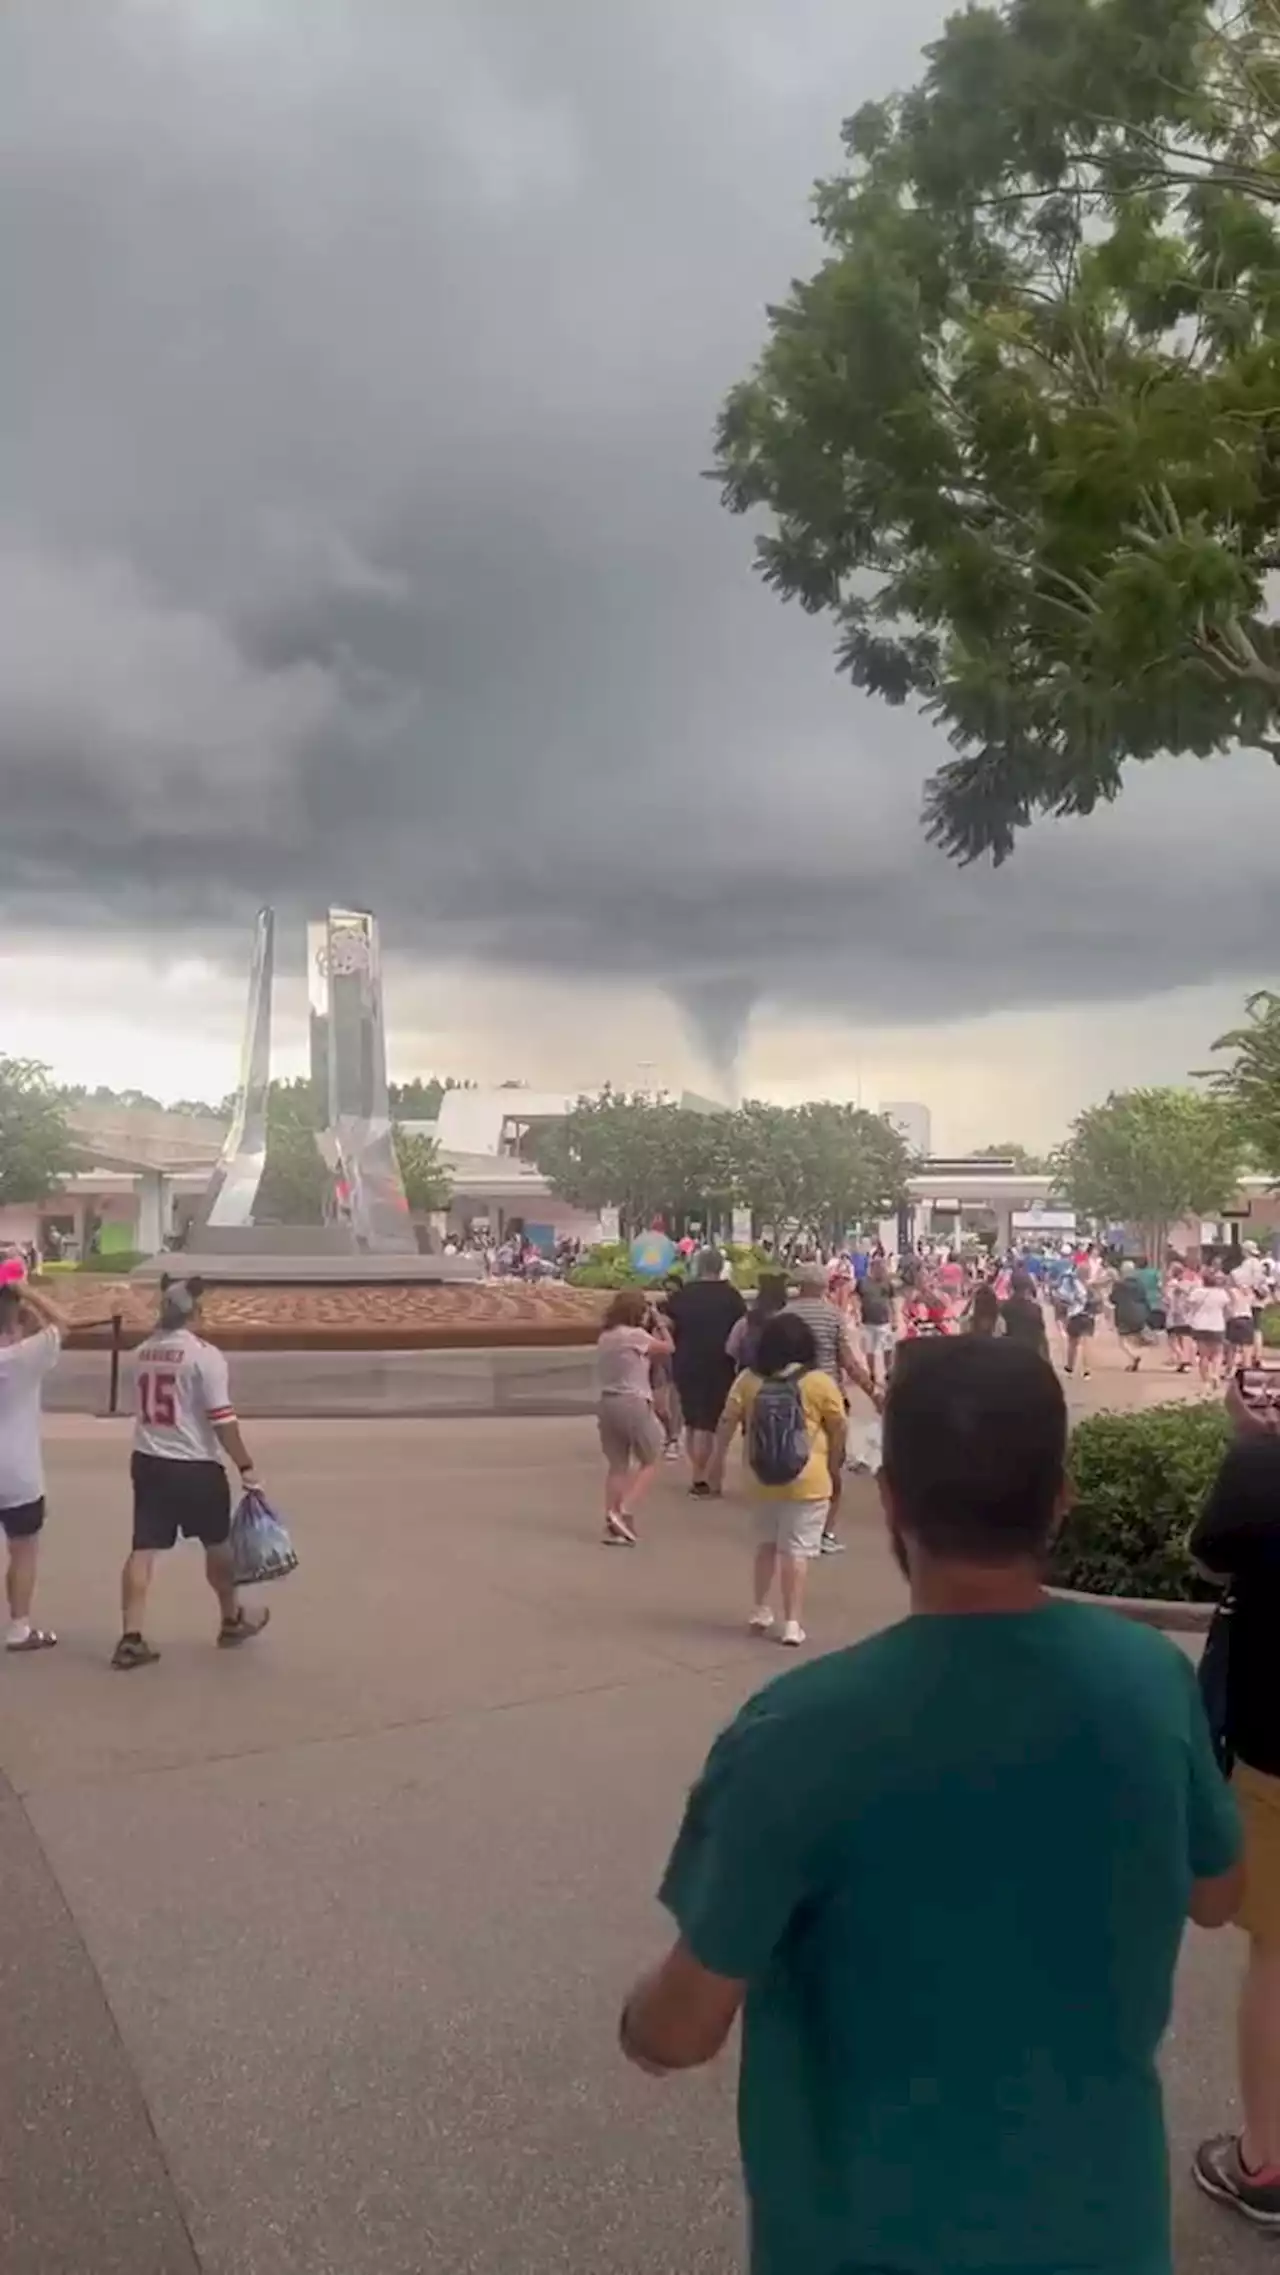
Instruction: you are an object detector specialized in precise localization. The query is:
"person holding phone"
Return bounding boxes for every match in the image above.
[0,1270,69,1652]
[595,1288,673,1544]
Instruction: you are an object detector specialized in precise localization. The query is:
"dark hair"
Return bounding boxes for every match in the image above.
[603,1288,649,1330]
[693,1247,724,1281]
[0,1285,21,1329]
[882,1338,1066,1563]
[969,1284,1000,1335]
[1010,1271,1036,1300]
[754,1311,817,1378]
[749,1273,788,1325]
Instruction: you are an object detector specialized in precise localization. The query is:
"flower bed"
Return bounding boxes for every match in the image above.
[56,1277,612,1351]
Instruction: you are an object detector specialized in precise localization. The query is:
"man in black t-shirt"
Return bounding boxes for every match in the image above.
[1191,1388,1280,2228]
[1000,1271,1049,1361]
[665,1251,745,1496]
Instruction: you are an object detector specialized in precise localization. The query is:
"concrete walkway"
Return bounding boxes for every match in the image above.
[1,1399,1268,2274]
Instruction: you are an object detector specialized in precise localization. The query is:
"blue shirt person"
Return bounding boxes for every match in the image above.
[620,1338,1241,2275]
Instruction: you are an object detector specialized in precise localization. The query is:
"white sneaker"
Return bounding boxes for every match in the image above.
[603,1511,637,1545]
[820,1534,846,1554]
[748,1607,775,1635]
[663,1442,681,1461]
[780,1620,806,1648]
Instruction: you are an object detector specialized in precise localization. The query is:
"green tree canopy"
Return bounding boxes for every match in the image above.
[971,1141,1049,1172]
[393,1126,452,1213]
[1206,987,1280,1173]
[780,1102,912,1246]
[255,1078,330,1226]
[387,1076,476,1119]
[0,1058,76,1207]
[533,1091,734,1236]
[1054,1085,1243,1253]
[534,1092,910,1242]
[715,0,1280,863]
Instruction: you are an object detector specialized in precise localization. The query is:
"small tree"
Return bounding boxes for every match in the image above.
[534,1090,730,1237]
[1206,989,1280,1175]
[787,1103,912,1248]
[0,1059,75,1206]
[387,1076,477,1119]
[971,1142,1048,1174]
[255,1078,330,1226]
[1054,1087,1243,1257]
[394,1126,452,1213]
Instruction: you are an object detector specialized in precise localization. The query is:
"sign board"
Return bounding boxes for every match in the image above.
[731,1206,752,1247]
[1012,1209,1076,1233]
[598,1206,621,1242]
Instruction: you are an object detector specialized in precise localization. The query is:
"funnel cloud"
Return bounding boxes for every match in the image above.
[0,1,1275,1100]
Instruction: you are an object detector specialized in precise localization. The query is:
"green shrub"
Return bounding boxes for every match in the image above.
[1050,1401,1229,1603]
[1263,1304,1280,1348]
[568,1261,643,1289]
[74,1250,147,1274]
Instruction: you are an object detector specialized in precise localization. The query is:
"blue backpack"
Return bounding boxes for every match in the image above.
[748,1367,812,1486]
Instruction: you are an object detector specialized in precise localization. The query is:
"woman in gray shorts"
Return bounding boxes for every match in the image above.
[596,1290,674,1545]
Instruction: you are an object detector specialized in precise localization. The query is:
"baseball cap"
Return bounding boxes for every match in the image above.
[157,1275,204,1331]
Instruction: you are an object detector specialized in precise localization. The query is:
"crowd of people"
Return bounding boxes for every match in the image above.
[7,1232,1280,2268]
[592,1237,1280,1604]
[615,1321,1280,2263]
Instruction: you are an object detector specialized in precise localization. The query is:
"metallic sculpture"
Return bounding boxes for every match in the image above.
[199,906,274,1229]
[320,908,415,1253]
[197,903,414,1254]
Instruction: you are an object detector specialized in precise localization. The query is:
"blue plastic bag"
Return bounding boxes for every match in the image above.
[229,1487,298,1587]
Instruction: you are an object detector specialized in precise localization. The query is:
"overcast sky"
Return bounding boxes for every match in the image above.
[0,0,1273,1148]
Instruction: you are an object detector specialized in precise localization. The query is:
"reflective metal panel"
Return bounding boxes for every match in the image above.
[199,906,273,1229]
[324,908,415,1253]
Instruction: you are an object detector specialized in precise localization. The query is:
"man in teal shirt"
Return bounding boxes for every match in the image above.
[620,1338,1241,2275]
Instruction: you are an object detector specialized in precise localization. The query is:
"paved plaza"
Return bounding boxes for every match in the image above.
[1,1341,1270,2274]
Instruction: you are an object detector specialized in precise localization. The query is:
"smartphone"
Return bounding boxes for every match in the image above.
[1236,1365,1280,1408]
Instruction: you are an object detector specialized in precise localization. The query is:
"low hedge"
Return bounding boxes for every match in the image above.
[1050,1400,1229,1604]
[568,1240,773,1292]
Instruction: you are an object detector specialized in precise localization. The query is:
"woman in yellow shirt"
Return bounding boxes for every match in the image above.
[708,1313,846,1648]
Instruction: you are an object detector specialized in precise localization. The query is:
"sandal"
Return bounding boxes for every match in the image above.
[218,1605,271,1648]
[111,1633,160,1671]
[6,1627,57,1653]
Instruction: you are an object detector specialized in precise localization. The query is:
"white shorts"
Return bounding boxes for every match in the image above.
[753,1498,829,1558]
[861,1323,894,1358]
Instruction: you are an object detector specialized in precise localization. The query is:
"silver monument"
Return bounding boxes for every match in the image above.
[315,908,415,1254]
[152,903,472,1283]
[201,905,274,1231]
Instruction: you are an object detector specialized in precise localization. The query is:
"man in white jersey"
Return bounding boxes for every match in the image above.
[114,1277,269,1670]
[0,1272,68,1653]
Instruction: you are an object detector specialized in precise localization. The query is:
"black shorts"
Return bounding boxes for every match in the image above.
[1,1498,44,1542]
[1147,1308,1167,1333]
[1066,1313,1096,1340]
[1227,1316,1256,1346]
[673,1363,734,1435]
[131,1453,231,1552]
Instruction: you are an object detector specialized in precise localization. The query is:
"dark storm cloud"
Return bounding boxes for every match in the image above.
[0,0,1275,1051]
